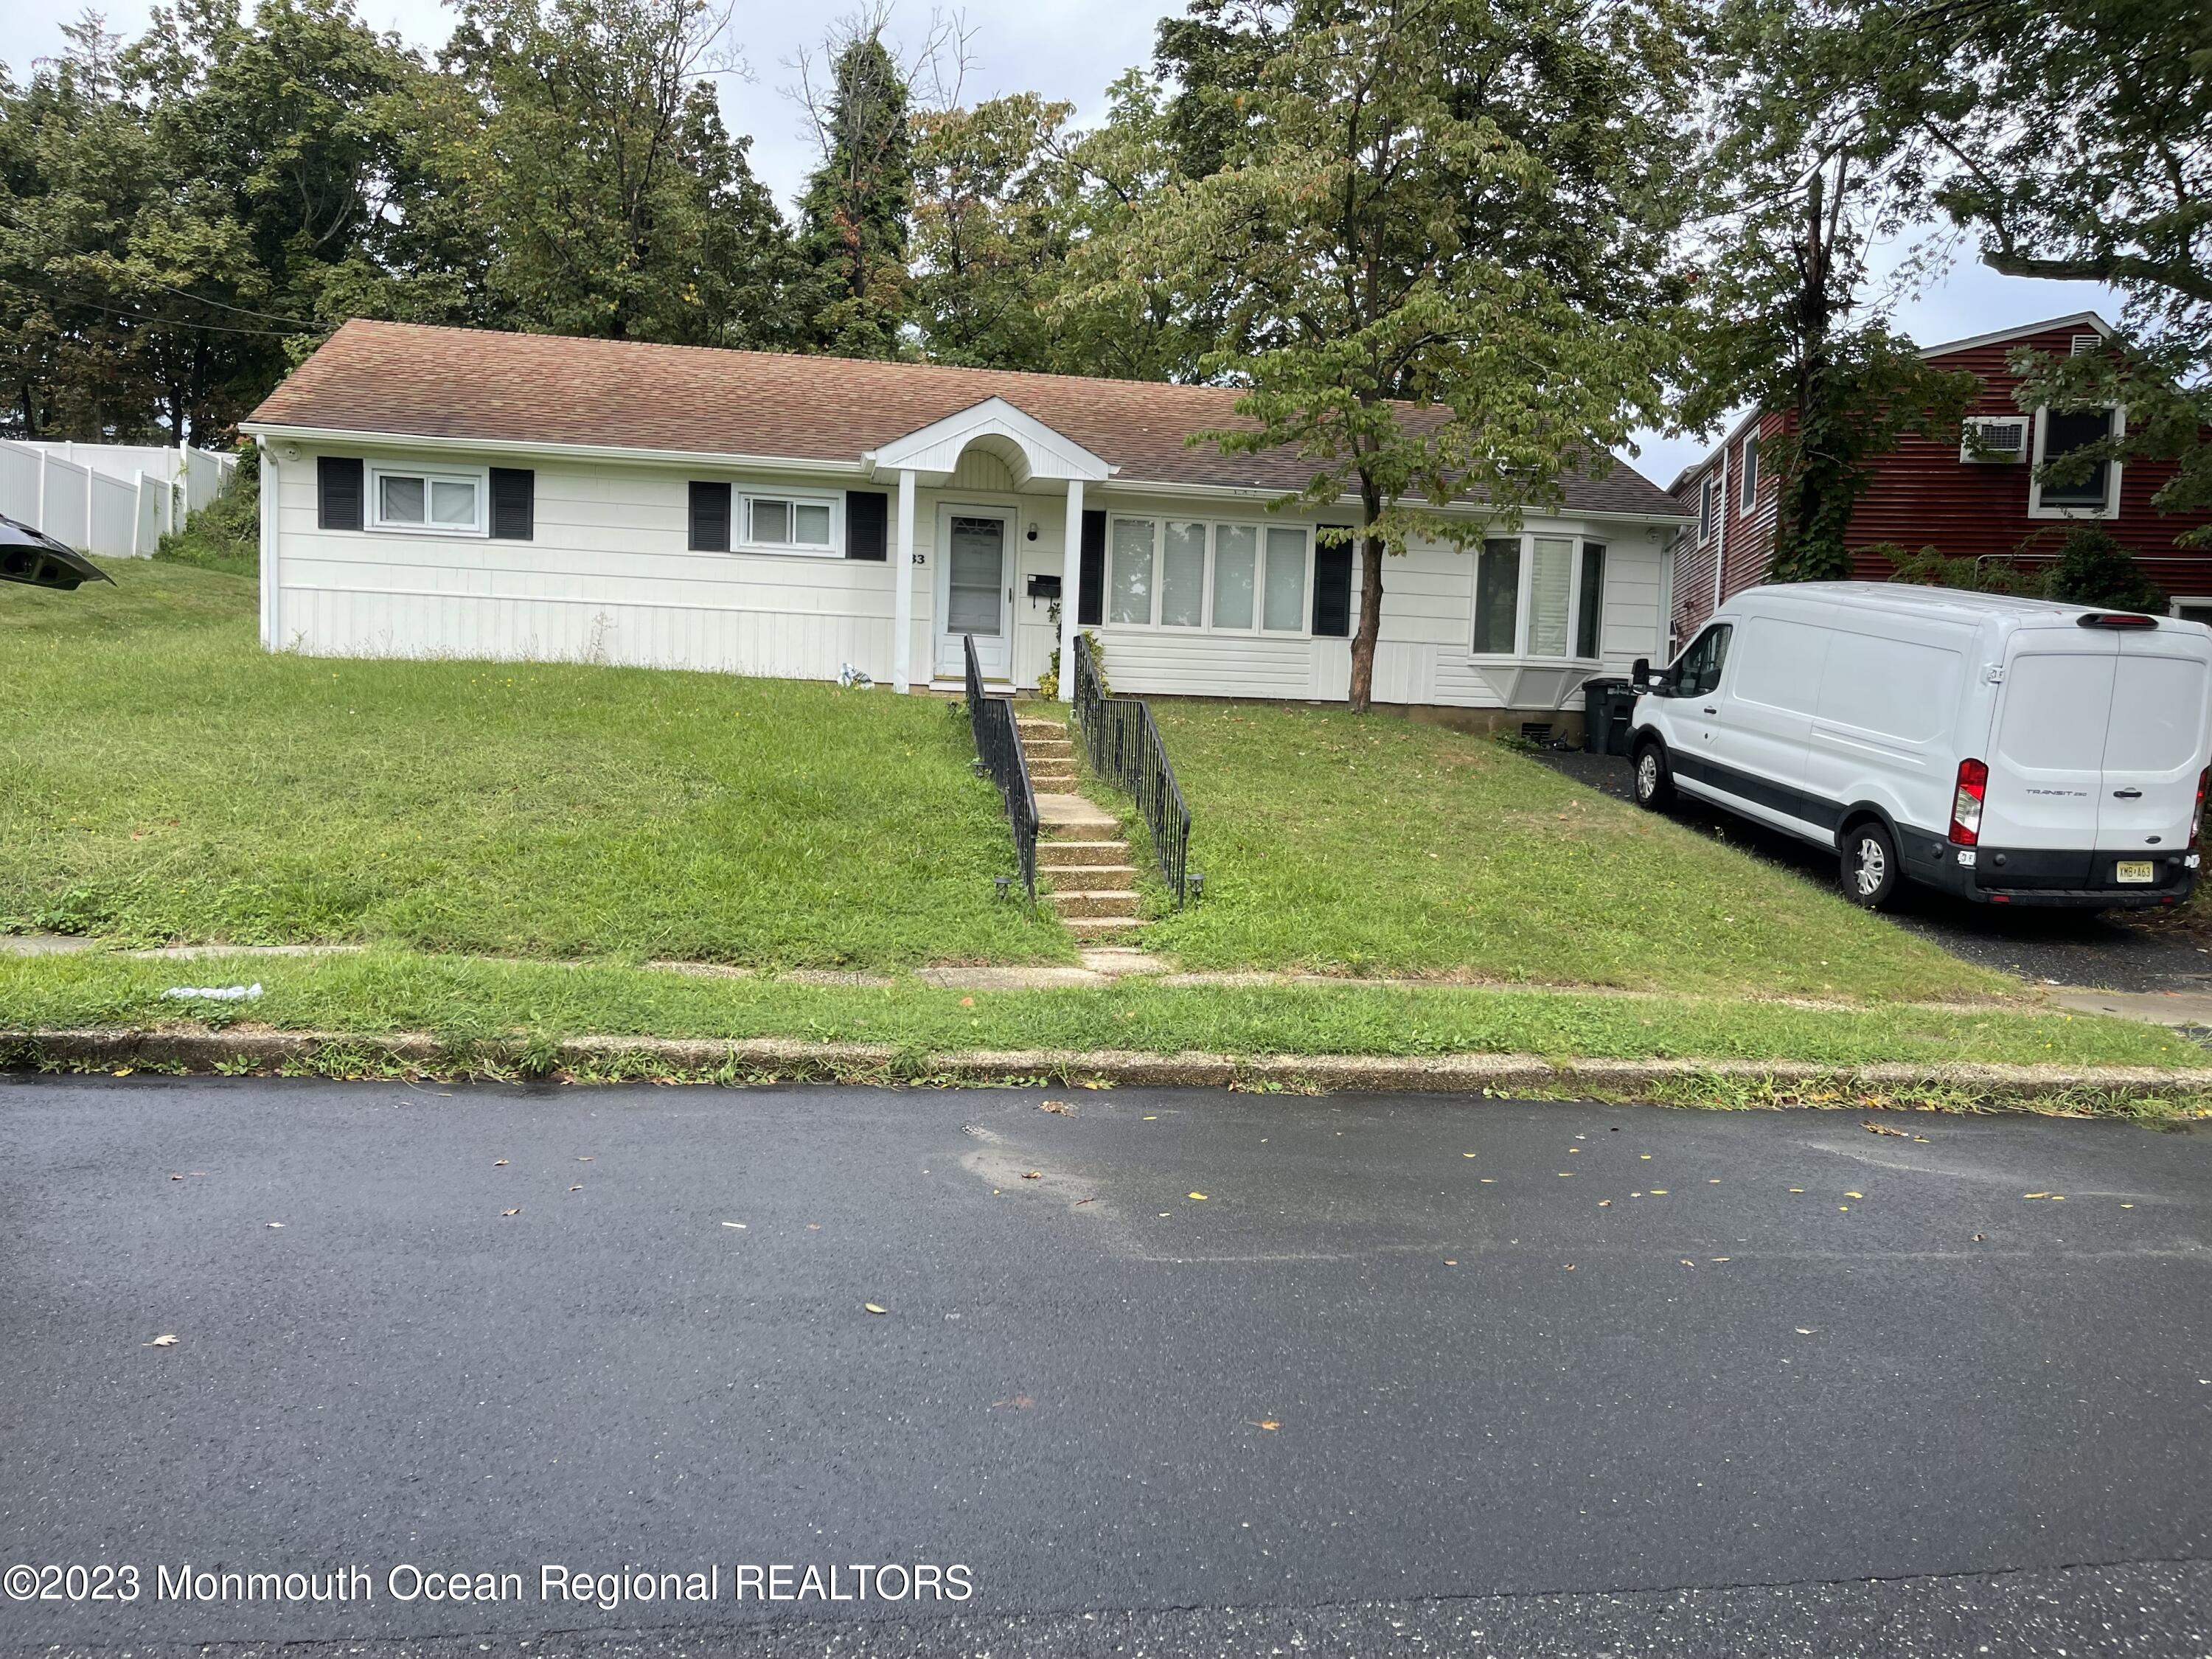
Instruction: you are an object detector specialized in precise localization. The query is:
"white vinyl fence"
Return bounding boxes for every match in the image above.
[0,438,237,558]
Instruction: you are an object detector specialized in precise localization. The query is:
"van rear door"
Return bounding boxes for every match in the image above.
[1980,629,2115,883]
[2098,630,2211,858]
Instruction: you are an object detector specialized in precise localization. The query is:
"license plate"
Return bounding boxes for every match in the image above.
[2117,860,2154,884]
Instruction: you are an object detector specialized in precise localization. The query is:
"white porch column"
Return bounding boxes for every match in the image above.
[892,467,917,693]
[1060,477,1084,694]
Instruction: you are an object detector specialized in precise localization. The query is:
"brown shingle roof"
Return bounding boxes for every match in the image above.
[247,320,1684,517]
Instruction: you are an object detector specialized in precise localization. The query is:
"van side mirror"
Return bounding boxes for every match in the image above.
[1632,656,1669,695]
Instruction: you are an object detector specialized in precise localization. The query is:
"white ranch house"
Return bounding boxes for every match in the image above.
[243,321,1690,716]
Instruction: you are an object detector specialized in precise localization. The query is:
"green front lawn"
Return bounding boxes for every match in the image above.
[1,562,1066,968]
[1128,702,2000,1001]
[1,947,2195,1074]
[7,561,2000,1007]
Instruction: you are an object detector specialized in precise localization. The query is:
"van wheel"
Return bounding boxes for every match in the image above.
[1632,741,1674,810]
[1841,821,1902,910]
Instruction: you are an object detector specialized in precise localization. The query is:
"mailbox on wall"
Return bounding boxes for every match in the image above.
[1026,574,1062,602]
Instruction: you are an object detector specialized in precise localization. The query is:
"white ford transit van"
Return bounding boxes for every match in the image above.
[1627,582,2212,911]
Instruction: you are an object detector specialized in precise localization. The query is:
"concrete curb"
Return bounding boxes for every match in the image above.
[6,1027,2211,1103]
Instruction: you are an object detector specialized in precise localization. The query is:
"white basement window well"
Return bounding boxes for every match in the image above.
[366,464,489,536]
[1107,516,1312,635]
[1472,532,1608,662]
[740,491,841,554]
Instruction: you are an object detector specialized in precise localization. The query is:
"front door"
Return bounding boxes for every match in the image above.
[936,508,1012,680]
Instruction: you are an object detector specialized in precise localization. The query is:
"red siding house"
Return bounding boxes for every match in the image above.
[1666,311,2212,652]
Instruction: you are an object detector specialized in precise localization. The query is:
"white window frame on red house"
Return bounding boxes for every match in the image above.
[1738,435,1759,511]
[2028,405,2126,521]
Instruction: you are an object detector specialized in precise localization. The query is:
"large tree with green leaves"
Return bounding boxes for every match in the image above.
[1095,0,1694,712]
[434,0,802,345]
[1683,0,1975,582]
[1865,0,2212,540]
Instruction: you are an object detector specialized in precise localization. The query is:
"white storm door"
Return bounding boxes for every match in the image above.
[936,508,1013,679]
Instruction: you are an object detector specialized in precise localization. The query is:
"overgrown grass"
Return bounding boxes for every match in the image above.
[0,563,1068,968]
[152,449,259,577]
[1124,702,2002,1001]
[0,947,2196,1070]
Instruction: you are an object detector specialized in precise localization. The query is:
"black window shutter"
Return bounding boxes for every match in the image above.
[1077,508,1106,626]
[845,490,888,560]
[318,456,363,531]
[689,481,731,552]
[1313,529,1355,637]
[490,467,534,540]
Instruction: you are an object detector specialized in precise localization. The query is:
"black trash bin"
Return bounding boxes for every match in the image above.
[1582,676,1635,757]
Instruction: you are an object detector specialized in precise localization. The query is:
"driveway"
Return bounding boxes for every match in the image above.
[4,1076,2208,1657]
[1537,747,2212,995]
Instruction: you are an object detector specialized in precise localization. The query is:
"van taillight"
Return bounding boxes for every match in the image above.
[2076,612,2159,629]
[2194,768,2209,849]
[1950,758,1988,846]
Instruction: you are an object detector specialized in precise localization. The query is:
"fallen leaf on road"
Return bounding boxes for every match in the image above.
[1251,1419,1281,1430]
[494,1159,509,1166]
[1463,1152,1476,1158]
[807,1223,821,1230]
[113,1068,133,1078]
[1711,1257,1730,1263]
[722,1222,746,1229]
[1972,1234,1985,1242]
[1443,1259,1458,1266]
[1189,1192,1208,1200]
[991,1395,1035,1410]
[1039,1100,1074,1114]
[1649,1189,1669,1195]
[568,1185,582,1193]
[1598,1199,1613,1208]
[2024,1192,2050,1199]
[2049,1195,2066,1202]
[864,1303,887,1315]
[1021,1170,1042,1180]
[1558,1172,1574,1178]
[266,1222,284,1229]
[577,1156,594,1162]
[2121,1203,2135,1209]
[170,1174,183,1181]
[1480,1178,1495,1183]
[1790,1188,1804,1194]
[501,1208,521,1217]
[1074,1197,1096,1206]
[1795,1327,1814,1335]
[1680,1259,1695,1268]
[146,1334,178,1347]
[1863,1121,1910,1137]
[1641,1154,1652,1161]
[1844,1191,1863,1199]
[1564,1263,1576,1271]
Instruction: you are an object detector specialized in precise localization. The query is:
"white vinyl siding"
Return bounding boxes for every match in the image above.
[271,452,1670,709]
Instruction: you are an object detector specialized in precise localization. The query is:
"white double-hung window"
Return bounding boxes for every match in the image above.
[742,491,839,552]
[368,464,487,535]
[1472,533,1609,661]
[1108,515,1310,633]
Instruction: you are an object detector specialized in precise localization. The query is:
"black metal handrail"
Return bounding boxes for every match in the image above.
[1071,633,1194,905]
[964,633,1037,905]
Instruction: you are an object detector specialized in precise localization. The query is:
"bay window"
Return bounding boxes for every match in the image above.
[1471,533,1609,661]
[1104,516,1312,634]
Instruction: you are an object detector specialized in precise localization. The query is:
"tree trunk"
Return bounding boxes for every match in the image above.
[1348,475,1386,714]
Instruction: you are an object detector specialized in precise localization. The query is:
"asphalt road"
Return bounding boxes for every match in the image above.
[2,1077,2208,1658]
[1537,746,2212,995]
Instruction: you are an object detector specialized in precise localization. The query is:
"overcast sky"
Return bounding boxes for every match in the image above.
[4,0,2130,486]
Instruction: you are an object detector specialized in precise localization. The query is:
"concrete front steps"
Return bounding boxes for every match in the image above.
[1018,714,1144,939]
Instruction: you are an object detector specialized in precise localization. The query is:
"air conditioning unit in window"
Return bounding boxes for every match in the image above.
[1960,416,2030,464]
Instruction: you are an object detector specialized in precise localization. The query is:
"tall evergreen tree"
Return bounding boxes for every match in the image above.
[795,24,913,358]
